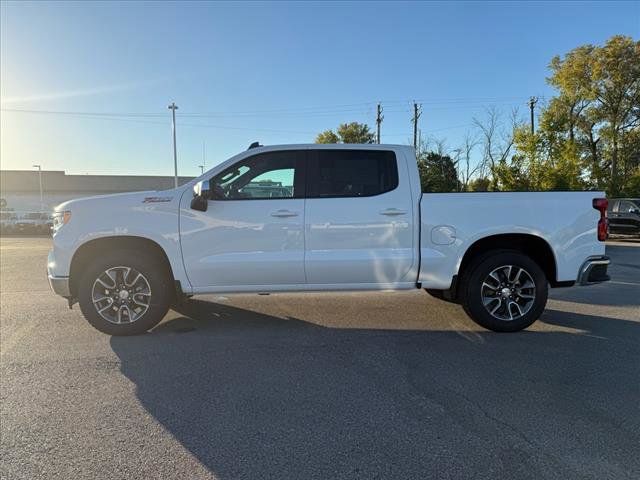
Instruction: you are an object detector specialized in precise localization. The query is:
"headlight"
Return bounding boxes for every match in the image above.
[52,210,71,233]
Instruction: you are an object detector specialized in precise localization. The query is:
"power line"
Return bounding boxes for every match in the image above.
[0,96,536,140]
[0,108,319,134]
[2,105,471,136]
[179,122,317,135]
[0,96,533,118]
[384,123,474,137]
[2,104,523,123]
[0,108,166,117]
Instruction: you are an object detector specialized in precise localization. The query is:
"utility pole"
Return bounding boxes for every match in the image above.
[32,164,43,211]
[198,165,205,175]
[452,149,462,192]
[168,102,179,188]
[376,103,384,144]
[528,96,538,135]
[412,102,422,152]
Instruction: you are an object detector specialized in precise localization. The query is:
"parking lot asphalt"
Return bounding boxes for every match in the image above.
[1,237,639,480]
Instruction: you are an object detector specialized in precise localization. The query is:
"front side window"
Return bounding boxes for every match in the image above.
[210,151,304,200]
[308,150,398,198]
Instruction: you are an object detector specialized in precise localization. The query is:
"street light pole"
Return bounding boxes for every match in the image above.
[32,164,43,210]
[168,102,179,188]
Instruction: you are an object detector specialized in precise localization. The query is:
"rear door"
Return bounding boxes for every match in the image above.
[304,148,414,286]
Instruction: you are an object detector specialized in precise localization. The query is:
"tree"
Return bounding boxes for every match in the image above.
[543,35,640,195]
[315,122,375,144]
[618,128,640,196]
[468,177,491,192]
[456,132,481,191]
[418,152,459,193]
[472,107,521,190]
[495,125,586,191]
[592,36,640,195]
[466,36,640,194]
[315,130,340,144]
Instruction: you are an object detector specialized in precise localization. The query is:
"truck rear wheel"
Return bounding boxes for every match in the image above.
[77,250,172,335]
[459,250,548,332]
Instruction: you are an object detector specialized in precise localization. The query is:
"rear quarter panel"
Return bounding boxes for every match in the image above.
[419,192,606,289]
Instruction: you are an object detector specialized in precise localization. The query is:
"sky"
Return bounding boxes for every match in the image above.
[1,0,638,177]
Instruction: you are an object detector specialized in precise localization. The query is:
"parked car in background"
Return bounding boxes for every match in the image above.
[14,212,52,235]
[607,198,640,236]
[48,144,610,336]
[0,211,18,235]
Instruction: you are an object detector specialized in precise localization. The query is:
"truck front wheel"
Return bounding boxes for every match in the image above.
[459,250,548,332]
[77,250,172,335]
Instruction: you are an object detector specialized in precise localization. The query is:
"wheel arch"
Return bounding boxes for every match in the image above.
[458,233,560,287]
[69,236,176,299]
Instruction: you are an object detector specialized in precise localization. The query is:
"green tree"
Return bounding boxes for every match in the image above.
[618,127,640,196]
[418,152,459,192]
[315,130,340,144]
[496,126,587,191]
[468,177,491,192]
[541,35,640,195]
[622,168,640,196]
[315,122,375,144]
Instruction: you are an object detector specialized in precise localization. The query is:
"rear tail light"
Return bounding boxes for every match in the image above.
[592,198,608,241]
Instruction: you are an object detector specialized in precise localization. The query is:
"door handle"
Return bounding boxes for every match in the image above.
[270,209,299,218]
[380,208,407,216]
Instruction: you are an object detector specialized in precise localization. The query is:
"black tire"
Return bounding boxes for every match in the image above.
[459,249,548,332]
[78,249,172,335]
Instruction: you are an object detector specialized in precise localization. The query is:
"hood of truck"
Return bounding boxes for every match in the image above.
[53,190,180,213]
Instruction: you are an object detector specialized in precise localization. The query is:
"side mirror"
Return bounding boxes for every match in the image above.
[190,180,210,212]
[630,207,640,215]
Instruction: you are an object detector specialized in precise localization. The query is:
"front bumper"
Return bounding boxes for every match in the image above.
[48,275,71,297]
[578,256,610,285]
[47,249,71,297]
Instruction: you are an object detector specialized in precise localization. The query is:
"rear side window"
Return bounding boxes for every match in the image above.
[308,150,398,198]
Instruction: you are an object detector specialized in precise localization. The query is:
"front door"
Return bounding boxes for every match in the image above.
[180,150,307,289]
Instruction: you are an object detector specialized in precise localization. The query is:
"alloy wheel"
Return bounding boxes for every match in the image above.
[91,266,151,324]
[480,265,536,321]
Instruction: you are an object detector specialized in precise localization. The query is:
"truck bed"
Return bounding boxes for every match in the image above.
[418,192,606,289]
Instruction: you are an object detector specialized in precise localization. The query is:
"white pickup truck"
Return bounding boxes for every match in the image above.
[48,144,610,335]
